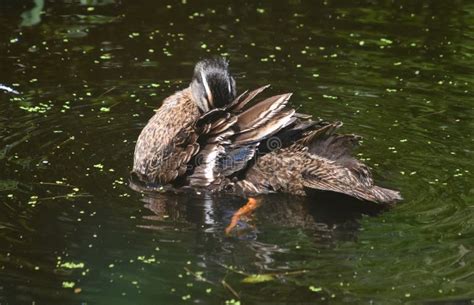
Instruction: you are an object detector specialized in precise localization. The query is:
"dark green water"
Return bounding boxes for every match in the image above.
[1,1,473,304]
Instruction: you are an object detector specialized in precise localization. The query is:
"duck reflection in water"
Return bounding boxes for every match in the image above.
[135,186,391,282]
[138,190,389,241]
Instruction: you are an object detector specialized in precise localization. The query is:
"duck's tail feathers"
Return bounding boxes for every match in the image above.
[371,186,403,203]
[301,161,402,204]
[298,123,402,204]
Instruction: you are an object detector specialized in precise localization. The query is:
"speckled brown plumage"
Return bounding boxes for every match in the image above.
[133,88,201,184]
[132,58,402,204]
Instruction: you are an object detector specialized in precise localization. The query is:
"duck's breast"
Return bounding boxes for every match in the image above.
[133,88,201,184]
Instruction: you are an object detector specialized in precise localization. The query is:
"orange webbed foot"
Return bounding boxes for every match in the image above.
[225,197,262,235]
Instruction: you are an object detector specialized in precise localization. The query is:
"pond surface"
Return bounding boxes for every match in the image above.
[1,1,473,304]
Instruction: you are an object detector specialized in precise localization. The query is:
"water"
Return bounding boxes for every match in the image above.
[0,1,473,304]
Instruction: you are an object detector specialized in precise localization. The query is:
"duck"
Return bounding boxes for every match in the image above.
[131,57,402,233]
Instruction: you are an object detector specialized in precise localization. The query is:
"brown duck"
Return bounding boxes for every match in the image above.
[132,57,402,233]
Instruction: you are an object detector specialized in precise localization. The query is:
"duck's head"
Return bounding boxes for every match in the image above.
[190,57,236,113]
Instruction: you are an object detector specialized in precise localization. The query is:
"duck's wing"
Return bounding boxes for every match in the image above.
[188,85,297,188]
[298,123,402,203]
